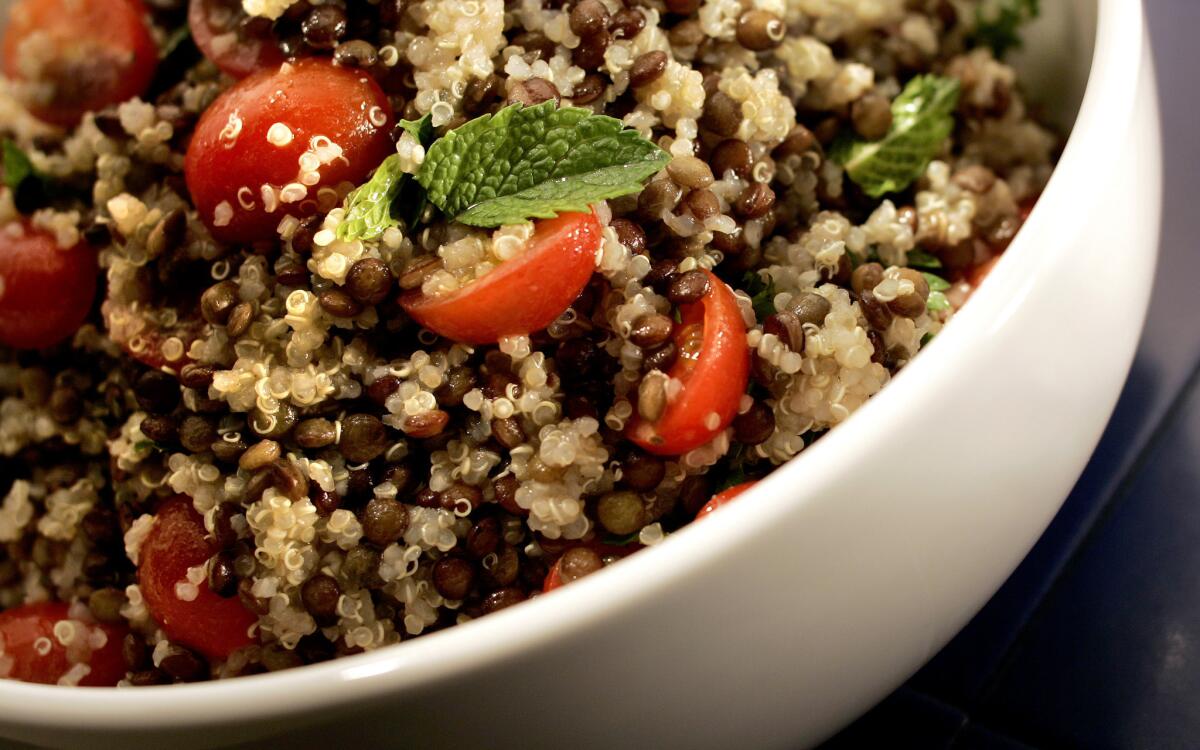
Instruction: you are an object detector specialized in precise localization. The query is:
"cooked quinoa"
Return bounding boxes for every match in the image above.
[0,0,1054,685]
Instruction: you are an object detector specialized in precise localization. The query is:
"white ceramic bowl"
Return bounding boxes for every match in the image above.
[0,1,1160,747]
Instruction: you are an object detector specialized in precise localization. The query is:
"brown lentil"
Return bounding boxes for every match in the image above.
[139,415,177,444]
[851,92,894,141]
[643,341,678,372]
[318,288,363,318]
[466,516,502,559]
[481,588,525,615]
[432,557,475,600]
[295,418,337,449]
[667,155,714,189]
[701,92,741,137]
[159,649,207,682]
[239,439,281,471]
[301,5,347,49]
[736,10,785,51]
[789,291,832,326]
[764,311,805,352]
[610,218,647,255]
[622,452,666,491]
[571,73,606,105]
[597,491,645,535]
[484,544,519,587]
[362,496,409,546]
[638,178,682,217]
[398,255,443,290]
[559,547,603,584]
[683,188,720,221]
[339,413,388,463]
[735,182,776,219]
[491,417,526,450]
[86,588,126,624]
[667,269,710,304]
[572,29,610,70]
[332,39,378,68]
[178,415,216,453]
[48,385,83,424]
[569,0,609,37]
[664,0,701,14]
[775,125,817,158]
[179,363,215,390]
[301,574,341,622]
[225,301,255,337]
[733,401,776,444]
[710,138,753,178]
[629,51,668,88]
[510,77,560,106]
[345,258,394,306]
[629,313,674,348]
[200,281,238,326]
[858,289,894,331]
[609,8,645,39]
[851,262,885,295]
[207,551,237,598]
[311,487,341,516]
[637,373,668,421]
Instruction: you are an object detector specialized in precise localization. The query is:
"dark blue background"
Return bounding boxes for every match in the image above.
[822,1,1200,746]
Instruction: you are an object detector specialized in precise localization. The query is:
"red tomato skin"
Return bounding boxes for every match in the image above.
[138,496,257,660]
[696,481,758,520]
[627,270,750,456]
[542,563,564,593]
[188,0,285,79]
[101,299,202,372]
[399,212,602,345]
[184,59,394,243]
[0,602,128,686]
[1,0,157,127]
[0,223,97,350]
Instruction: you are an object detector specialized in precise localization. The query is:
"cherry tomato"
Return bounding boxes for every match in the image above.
[627,270,750,456]
[1,0,157,127]
[185,59,394,244]
[540,537,637,593]
[101,299,201,372]
[695,481,758,520]
[138,496,256,660]
[399,212,602,345]
[188,0,284,79]
[0,223,97,350]
[967,253,1002,290]
[0,602,128,686]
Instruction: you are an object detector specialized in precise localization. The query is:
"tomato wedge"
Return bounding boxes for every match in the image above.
[0,223,97,350]
[399,211,601,344]
[695,481,758,520]
[0,602,128,686]
[627,270,750,455]
[185,59,394,244]
[188,0,285,79]
[1,0,158,126]
[138,496,256,660]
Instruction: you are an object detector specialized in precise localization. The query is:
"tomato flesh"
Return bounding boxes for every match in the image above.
[0,602,128,686]
[0,223,97,350]
[696,481,758,520]
[138,496,256,660]
[185,59,394,243]
[399,212,602,345]
[627,270,750,455]
[101,299,201,372]
[189,0,284,79]
[1,0,157,126]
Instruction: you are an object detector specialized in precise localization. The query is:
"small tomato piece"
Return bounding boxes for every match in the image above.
[0,602,128,686]
[101,299,201,371]
[185,59,394,243]
[138,496,256,660]
[695,481,758,520]
[1,0,158,126]
[0,223,97,350]
[628,270,750,455]
[188,0,284,79]
[399,211,602,344]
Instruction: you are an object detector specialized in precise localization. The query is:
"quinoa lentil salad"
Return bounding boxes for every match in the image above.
[0,0,1054,686]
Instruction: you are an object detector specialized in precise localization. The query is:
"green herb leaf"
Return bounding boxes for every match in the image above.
[832,75,961,198]
[920,331,936,347]
[132,439,163,453]
[2,139,34,192]
[160,25,192,59]
[927,290,951,312]
[922,271,951,292]
[906,249,942,269]
[417,102,670,227]
[601,531,642,547]
[338,115,433,242]
[972,0,1039,58]
[742,271,777,322]
[1,139,62,214]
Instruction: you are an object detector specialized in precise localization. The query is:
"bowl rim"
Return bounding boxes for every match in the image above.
[0,0,1151,730]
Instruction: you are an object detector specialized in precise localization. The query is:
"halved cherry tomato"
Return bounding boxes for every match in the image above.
[101,299,202,372]
[138,496,256,660]
[0,222,97,350]
[400,211,602,344]
[695,481,758,520]
[188,0,284,79]
[185,59,394,244]
[0,602,128,686]
[627,270,750,455]
[1,0,157,127]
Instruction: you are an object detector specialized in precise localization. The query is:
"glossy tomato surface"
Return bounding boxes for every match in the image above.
[1,0,157,126]
[627,270,750,455]
[400,212,601,345]
[185,59,394,243]
[0,602,128,686]
[695,481,758,520]
[138,496,256,660]
[0,223,97,350]
[189,0,284,79]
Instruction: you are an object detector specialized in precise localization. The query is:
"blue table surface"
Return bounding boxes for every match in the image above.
[821,0,1200,747]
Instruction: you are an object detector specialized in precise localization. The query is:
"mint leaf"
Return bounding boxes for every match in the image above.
[972,0,1039,58]
[160,25,191,59]
[3,139,34,192]
[906,249,942,269]
[832,75,961,198]
[337,115,433,242]
[742,271,776,322]
[417,102,670,228]
[927,291,951,312]
[922,272,951,292]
